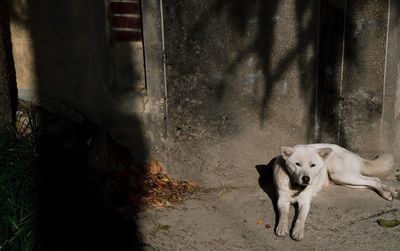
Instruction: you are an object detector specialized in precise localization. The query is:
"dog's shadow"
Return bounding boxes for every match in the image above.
[256,157,300,236]
[256,158,279,228]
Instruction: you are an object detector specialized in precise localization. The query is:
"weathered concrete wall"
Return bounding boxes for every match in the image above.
[317,0,390,153]
[7,0,400,184]
[9,0,147,127]
[317,0,399,158]
[158,0,321,184]
[341,0,388,153]
[386,0,400,159]
[316,0,347,145]
[141,0,168,144]
[152,0,400,183]
[164,0,319,139]
[8,0,161,164]
[10,0,110,115]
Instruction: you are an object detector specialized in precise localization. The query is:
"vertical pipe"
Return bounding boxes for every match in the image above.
[380,0,391,137]
[314,0,322,142]
[159,0,168,137]
[338,0,347,143]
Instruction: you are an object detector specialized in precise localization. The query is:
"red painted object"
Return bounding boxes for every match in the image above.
[111,16,141,29]
[110,1,140,15]
[110,0,142,42]
[113,30,142,42]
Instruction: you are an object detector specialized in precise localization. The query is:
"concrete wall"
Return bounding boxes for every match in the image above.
[156,0,322,184]
[151,0,400,183]
[7,0,400,184]
[9,0,148,127]
[317,0,400,157]
[339,0,388,153]
[10,0,109,116]
[317,0,392,155]
[386,0,400,160]
[8,0,164,161]
[163,0,319,140]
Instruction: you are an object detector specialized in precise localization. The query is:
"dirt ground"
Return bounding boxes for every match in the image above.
[139,180,400,250]
[138,133,400,250]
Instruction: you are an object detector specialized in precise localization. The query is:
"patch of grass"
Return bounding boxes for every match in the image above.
[0,106,40,250]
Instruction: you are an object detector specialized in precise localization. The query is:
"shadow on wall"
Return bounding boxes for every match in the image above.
[10,1,147,250]
[186,0,377,145]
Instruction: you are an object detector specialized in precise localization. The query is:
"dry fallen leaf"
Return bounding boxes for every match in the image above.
[265,224,271,229]
[160,176,170,182]
[156,224,171,231]
[148,159,163,176]
[377,219,400,228]
[140,160,199,209]
[187,181,197,187]
[256,219,264,225]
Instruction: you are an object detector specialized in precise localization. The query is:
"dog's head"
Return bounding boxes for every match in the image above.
[280,145,332,187]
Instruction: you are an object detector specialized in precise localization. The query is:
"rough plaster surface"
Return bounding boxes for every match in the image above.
[158,0,400,180]
[9,0,147,131]
[340,0,388,152]
[160,0,319,181]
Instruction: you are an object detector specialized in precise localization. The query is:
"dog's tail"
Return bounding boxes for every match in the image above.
[362,153,394,178]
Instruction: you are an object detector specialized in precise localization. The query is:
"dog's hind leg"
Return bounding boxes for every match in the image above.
[330,172,397,200]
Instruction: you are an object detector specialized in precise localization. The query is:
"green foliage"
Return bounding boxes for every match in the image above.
[0,111,40,250]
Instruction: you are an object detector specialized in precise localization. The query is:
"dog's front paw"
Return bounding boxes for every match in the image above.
[275,222,288,237]
[291,226,304,241]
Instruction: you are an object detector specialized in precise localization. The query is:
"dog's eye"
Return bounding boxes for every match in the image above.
[310,163,316,167]
[295,162,301,167]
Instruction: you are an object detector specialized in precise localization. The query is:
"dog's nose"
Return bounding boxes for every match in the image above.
[302,176,310,184]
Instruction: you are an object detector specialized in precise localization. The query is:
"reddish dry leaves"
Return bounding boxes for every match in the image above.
[141,160,198,209]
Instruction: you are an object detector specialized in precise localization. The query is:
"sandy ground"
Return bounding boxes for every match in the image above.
[139,170,400,250]
[138,132,400,250]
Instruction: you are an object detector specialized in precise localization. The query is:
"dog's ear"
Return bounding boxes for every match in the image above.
[280,146,294,160]
[318,148,332,160]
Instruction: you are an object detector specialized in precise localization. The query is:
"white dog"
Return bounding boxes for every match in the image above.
[273,143,398,241]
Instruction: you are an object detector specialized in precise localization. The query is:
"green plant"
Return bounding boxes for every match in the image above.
[0,106,40,251]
